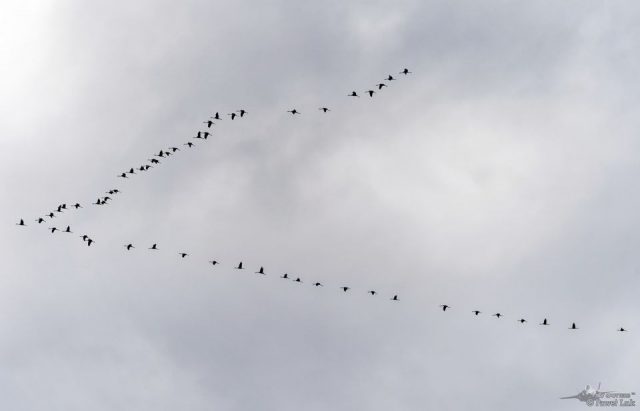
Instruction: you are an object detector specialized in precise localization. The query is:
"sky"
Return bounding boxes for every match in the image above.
[1,0,640,410]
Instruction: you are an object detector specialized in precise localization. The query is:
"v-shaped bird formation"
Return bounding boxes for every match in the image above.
[15,68,628,334]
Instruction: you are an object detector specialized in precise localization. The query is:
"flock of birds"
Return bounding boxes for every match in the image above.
[15,68,629,334]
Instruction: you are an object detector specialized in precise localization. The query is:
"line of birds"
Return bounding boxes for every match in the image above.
[15,67,628,333]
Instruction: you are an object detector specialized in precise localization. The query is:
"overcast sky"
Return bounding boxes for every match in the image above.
[2,1,640,410]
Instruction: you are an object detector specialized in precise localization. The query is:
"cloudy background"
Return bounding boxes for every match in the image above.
[2,0,640,409]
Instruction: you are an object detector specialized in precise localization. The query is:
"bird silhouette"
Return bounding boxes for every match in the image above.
[386,75,396,81]
[56,205,63,213]
[287,109,300,115]
[194,131,203,139]
[493,313,503,318]
[204,120,215,128]
[314,282,323,287]
[376,83,387,90]
[49,227,58,233]
[36,217,45,224]
[391,295,399,301]
[64,226,72,233]
[256,266,265,275]
[118,173,128,178]
[149,158,160,164]
[168,147,179,153]
[294,277,302,283]
[368,290,377,296]
[228,112,237,120]
[209,260,219,266]
[569,322,578,330]
[319,107,330,113]
[618,327,627,332]
[366,90,375,97]
[472,310,481,316]
[440,305,450,311]
[47,212,55,218]
[184,142,195,148]
[281,273,289,279]
[149,244,158,250]
[237,109,247,117]
[155,150,166,158]
[212,112,221,120]
[124,243,134,250]
[518,318,527,324]
[349,91,359,97]
[80,235,89,241]
[540,318,549,326]
[178,252,188,258]
[400,68,411,75]
[235,262,244,269]
[16,219,26,226]
[73,203,82,209]
[86,238,94,246]
[342,286,350,292]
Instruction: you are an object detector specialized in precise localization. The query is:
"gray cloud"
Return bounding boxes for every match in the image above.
[2,0,639,410]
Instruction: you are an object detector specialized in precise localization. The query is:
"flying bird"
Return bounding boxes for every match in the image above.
[569,323,578,330]
[35,217,45,224]
[118,173,128,178]
[228,112,237,120]
[386,75,395,81]
[235,262,244,269]
[287,109,300,115]
[47,212,55,218]
[368,290,377,296]
[376,83,387,90]
[400,68,411,75]
[348,91,359,97]
[212,112,221,120]
[341,287,350,292]
[472,310,481,316]
[169,147,179,152]
[440,305,450,311]
[178,252,188,258]
[16,219,26,226]
[86,238,94,246]
[80,235,89,241]
[294,278,302,283]
[319,107,330,113]
[49,227,58,233]
[204,120,215,128]
[618,327,627,332]
[209,260,219,266]
[366,90,375,97]
[64,226,72,233]
[314,282,323,287]
[391,295,399,301]
[184,142,195,148]
[540,318,549,326]
[73,203,82,209]
[518,318,527,324]
[237,109,247,117]
[493,313,503,318]
[124,243,134,250]
[281,273,289,279]
[149,244,158,250]
[256,266,265,275]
